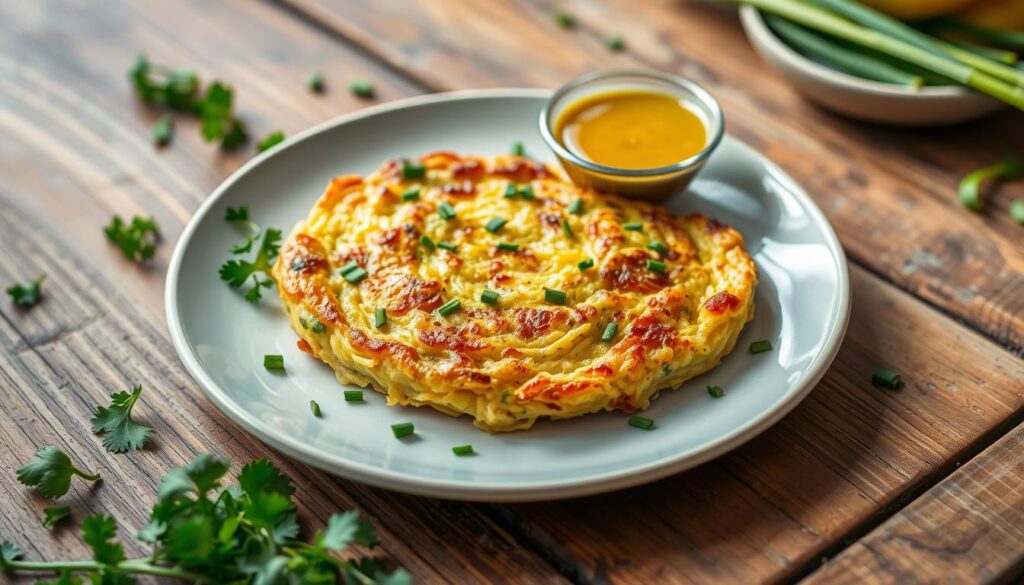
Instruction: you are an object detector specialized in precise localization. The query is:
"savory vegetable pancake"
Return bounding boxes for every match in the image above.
[272,152,756,431]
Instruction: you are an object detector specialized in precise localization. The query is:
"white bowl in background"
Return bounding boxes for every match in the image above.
[739,6,1004,126]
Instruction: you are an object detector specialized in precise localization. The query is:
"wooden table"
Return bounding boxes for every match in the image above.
[2,1,1022,583]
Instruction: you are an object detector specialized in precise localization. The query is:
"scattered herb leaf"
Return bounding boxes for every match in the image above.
[90,386,153,453]
[6,274,45,307]
[153,115,173,146]
[104,215,160,262]
[16,446,101,500]
[350,79,375,99]
[310,400,322,418]
[257,130,285,153]
[42,506,72,529]
[219,227,281,303]
[308,72,325,93]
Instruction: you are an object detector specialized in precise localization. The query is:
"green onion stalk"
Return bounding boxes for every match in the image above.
[806,0,1024,86]
[724,0,1024,111]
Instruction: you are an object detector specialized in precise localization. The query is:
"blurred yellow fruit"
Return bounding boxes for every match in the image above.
[957,0,1024,30]
[859,0,982,19]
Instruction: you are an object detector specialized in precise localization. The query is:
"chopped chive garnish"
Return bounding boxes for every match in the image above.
[310,400,322,417]
[517,184,535,200]
[420,235,436,250]
[343,267,368,283]
[623,222,643,231]
[485,217,507,233]
[647,241,670,256]
[628,416,654,430]
[438,242,458,253]
[544,288,567,305]
[511,142,525,156]
[438,201,456,219]
[339,261,360,276]
[153,115,173,146]
[561,218,574,238]
[503,184,518,198]
[299,317,309,329]
[568,198,584,215]
[497,242,519,252]
[872,368,902,390]
[707,385,724,398]
[646,259,666,274]
[606,35,625,52]
[344,390,364,402]
[749,339,772,354]
[555,10,575,28]
[391,422,414,439]
[578,258,594,271]
[308,72,325,93]
[480,289,500,304]
[264,355,284,371]
[349,78,375,98]
[452,444,474,456]
[402,187,420,201]
[438,298,461,316]
[601,322,618,342]
[402,161,426,180]
[374,308,387,328]
[311,321,326,333]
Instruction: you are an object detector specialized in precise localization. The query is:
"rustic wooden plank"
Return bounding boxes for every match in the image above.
[492,263,1024,584]
[0,1,566,582]
[802,422,1024,585]
[283,0,1024,352]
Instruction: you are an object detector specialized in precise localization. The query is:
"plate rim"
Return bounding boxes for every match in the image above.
[166,88,851,501]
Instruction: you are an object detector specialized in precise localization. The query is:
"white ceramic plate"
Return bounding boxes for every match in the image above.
[167,90,850,502]
[739,6,1003,126]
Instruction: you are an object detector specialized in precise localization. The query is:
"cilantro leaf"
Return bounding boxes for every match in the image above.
[0,540,22,568]
[81,514,125,566]
[257,131,285,153]
[220,227,281,303]
[199,82,248,151]
[238,459,295,498]
[129,55,200,112]
[163,514,215,564]
[224,205,250,223]
[90,386,153,453]
[16,446,101,499]
[245,491,295,531]
[184,453,231,497]
[42,506,72,529]
[6,274,45,307]
[104,215,160,262]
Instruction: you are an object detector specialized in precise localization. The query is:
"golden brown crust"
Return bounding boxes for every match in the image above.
[271,153,757,431]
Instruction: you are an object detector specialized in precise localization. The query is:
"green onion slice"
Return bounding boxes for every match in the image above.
[438,298,461,316]
[310,400,322,417]
[517,184,535,200]
[647,241,670,256]
[438,242,457,253]
[707,385,724,398]
[601,322,618,342]
[646,259,666,274]
[485,217,507,233]
[578,258,594,271]
[402,188,420,201]
[391,422,415,438]
[623,222,643,231]
[452,444,474,456]
[628,416,654,430]
[480,289,500,305]
[264,354,284,371]
[872,368,902,389]
[401,161,426,180]
[503,184,518,198]
[374,308,387,328]
[511,142,525,156]
[343,267,368,283]
[344,390,364,402]
[339,261,360,276]
[311,321,326,333]
[561,218,574,238]
[420,235,436,250]
[438,202,456,220]
[568,198,584,215]
[749,339,773,354]
[544,288,567,305]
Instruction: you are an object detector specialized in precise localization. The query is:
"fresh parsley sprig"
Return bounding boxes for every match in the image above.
[104,215,160,262]
[15,446,101,500]
[220,205,282,304]
[129,55,249,151]
[91,386,153,453]
[1,455,410,584]
[6,274,45,307]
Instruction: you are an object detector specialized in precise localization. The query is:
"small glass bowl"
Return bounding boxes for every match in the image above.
[539,70,725,201]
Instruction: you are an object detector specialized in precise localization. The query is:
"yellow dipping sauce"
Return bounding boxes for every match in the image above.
[555,90,707,170]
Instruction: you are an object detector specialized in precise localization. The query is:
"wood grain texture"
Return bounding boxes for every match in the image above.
[493,263,1024,584]
[283,0,1024,353]
[0,1,564,583]
[802,423,1024,585]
